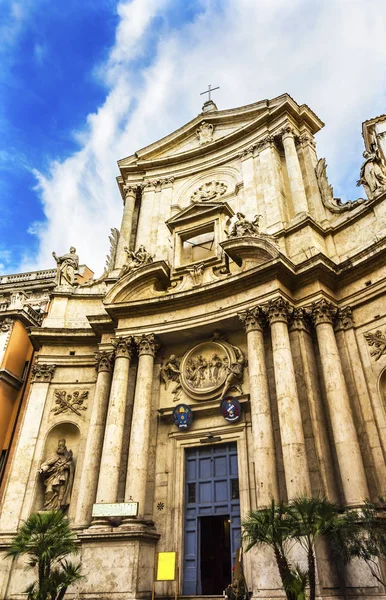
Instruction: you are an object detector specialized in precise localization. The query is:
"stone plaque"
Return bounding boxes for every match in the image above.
[92,502,138,518]
[180,339,238,401]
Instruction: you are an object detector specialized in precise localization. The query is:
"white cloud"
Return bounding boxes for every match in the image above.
[23,0,386,275]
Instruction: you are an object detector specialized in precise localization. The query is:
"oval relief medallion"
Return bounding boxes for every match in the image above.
[180,340,237,401]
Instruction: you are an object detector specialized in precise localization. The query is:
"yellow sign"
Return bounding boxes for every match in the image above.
[156,552,177,581]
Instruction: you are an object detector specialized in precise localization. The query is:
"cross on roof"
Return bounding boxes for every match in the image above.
[200,84,220,102]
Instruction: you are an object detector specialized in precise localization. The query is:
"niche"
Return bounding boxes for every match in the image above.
[380,369,386,408]
[33,422,80,513]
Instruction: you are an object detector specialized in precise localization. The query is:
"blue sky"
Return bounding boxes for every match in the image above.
[1,0,386,275]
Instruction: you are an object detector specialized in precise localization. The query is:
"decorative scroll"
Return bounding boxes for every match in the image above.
[316,158,366,213]
[364,330,386,361]
[52,390,88,416]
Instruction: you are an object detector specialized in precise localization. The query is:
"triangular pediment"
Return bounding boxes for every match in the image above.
[117,94,324,171]
[166,202,234,232]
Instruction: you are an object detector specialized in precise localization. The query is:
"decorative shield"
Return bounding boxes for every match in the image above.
[220,396,241,423]
[172,404,193,430]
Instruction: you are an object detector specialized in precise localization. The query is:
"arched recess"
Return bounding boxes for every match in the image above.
[380,368,386,409]
[32,422,80,513]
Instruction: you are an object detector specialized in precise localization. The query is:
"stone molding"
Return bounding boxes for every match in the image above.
[134,333,160,357]
[113,336,134,360]
[95,350,115,373]
[238,307,266,333]
[309,299,337,326]
[265,297,293,325]
[31,363,56,383]
[334,307,354,332]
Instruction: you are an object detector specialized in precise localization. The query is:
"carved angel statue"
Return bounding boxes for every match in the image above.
[160,355,181,389]
[120,245,153,278]
[52,247,79,286]
[227,212,261,238]
[357,145,386,198]
[38,438,74,511]
[221,346,247,398]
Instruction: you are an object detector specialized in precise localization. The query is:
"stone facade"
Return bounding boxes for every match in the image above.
[1,94,386,599]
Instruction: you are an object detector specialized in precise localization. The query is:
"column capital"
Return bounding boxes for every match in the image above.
[31,363,56,383]
[95,350,115,373]
[265,297,293,325]
[239,307,266,333]
[134,333,160,357]
[289,308,311,333]
[122,183,138,203]
[334,307,354,332]
[309,299,337,326]
[256,135,275,153]
[281,126,296,140]
[113,336,134,359]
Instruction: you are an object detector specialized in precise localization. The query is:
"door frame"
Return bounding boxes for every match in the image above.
[167,423,253,594]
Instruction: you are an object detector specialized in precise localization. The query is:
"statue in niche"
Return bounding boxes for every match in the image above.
[38,438,74,511]
[52,247,79,286]
[120,245,153,278]
[227,212,261,238]
[221,346,246,398]
[357,144,386,198]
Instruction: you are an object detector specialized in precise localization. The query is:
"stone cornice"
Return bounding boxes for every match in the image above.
[29,327,99,351]
[0,368,24,390]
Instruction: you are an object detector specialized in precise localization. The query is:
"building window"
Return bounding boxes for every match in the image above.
[231,478,239,500]
[180,225,215,265]
[187,482,196,504]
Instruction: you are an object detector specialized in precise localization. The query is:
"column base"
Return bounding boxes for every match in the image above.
[88,516,114,531]
[118,516,155,532]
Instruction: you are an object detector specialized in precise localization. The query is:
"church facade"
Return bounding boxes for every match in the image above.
[1,94,386,599]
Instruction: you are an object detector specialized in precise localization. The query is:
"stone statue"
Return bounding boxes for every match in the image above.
[120,245,153,278]
[38,438,74,511]
[160,355,181,389]
[52,247,79,286]
[357,145,386,198]
[221,346,246,398]
[227,212,261,238]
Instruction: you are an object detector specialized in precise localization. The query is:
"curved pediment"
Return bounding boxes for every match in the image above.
[104,261,170,305]
[220,235,280,269]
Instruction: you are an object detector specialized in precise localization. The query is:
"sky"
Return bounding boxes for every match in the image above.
[1,0,386,277]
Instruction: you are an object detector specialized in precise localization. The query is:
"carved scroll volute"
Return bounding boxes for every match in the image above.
[239,307,266,333]
[31,363,56,383]
[113,336,134,360]
[134,333,160,357]
[95,350,115,373]
[265,297,293,325]
[309,299,337,327]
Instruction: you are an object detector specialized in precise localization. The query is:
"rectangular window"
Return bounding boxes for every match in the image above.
[180,224,215,265]
[187,482,196,504]
[231,478,239,500]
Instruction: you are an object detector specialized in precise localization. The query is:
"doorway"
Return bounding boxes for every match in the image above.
[183,442,241,595]
[200,515,231,594]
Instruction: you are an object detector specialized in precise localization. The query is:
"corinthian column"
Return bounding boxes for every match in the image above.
[74,350,114,528]
[92,337,133,524]
[122,333,159,522]
[310,300,369,505]
[266,298,311,499]
[239,308,278,506]
[115,185,137,270]
[282,127,309,215]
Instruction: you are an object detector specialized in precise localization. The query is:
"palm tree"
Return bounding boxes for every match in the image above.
[284,497,340,600]
[7,511,82,600]
[242,500,297,600]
